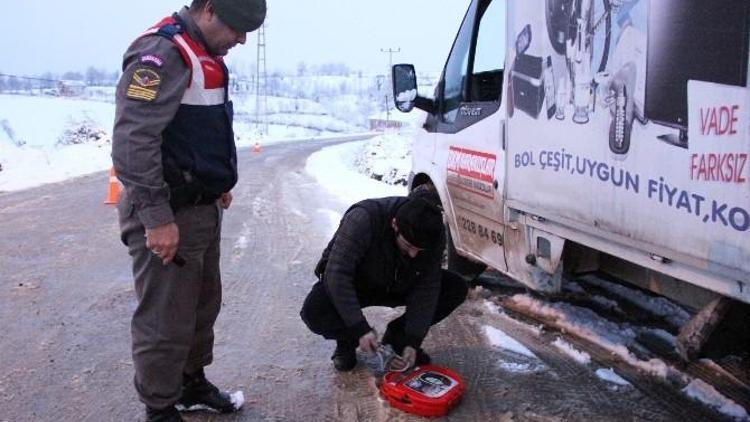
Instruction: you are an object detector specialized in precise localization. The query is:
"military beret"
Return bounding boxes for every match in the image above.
[213,0,267,33]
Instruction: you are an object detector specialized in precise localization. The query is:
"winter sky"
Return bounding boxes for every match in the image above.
[1,0,471,76]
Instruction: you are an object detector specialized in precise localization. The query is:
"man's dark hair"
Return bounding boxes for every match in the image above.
[395,194,444,249]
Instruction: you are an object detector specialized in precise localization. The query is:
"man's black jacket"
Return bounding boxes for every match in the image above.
[316,196,445,349]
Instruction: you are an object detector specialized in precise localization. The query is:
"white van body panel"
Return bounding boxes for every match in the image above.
[408,0,750,304]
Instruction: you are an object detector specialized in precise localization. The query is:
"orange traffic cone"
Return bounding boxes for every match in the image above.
[104,167,120,205]
[253,142,262,153]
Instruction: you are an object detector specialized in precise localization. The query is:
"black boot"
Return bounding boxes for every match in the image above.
[331,339,357,371]
[177,369,241,414]
[145,406,184,422]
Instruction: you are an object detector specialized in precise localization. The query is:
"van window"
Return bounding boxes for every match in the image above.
[441,0,506,124]
[470,0,506,102]
[441,0,478,123]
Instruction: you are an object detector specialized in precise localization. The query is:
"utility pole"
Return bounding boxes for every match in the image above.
[380,48,400,128]
[255,23,268,136]
[380,47,401,73]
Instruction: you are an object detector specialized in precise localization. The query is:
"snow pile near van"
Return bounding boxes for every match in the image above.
[683,379,749,420]
[355,133,411,186]
[489,276,748,422]
[552,337,591,365]
[508,293,670,378]
[305,140,406,209]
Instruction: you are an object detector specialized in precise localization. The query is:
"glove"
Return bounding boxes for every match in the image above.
[358,330,380,354]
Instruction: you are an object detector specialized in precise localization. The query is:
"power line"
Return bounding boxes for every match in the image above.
[0,73,60,83]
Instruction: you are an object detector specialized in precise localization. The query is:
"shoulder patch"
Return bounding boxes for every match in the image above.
[139,54,164,68]
[126,68,161,102]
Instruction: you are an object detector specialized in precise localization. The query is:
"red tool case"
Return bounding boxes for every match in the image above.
[380,364,465,417]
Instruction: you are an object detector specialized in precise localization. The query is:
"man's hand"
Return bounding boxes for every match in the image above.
[145,222,179,265]
[358,330,380,355]
[220,192,233,209]
[400,346,417,369]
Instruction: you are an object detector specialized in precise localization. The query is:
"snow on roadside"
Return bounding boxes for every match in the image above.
[484,299,501,315]
[483,326,537,359]
[495,312,544,337]
[0,94,115,191]
[580,274,690,329]
[502,282,747,421]
[589,294,622,313]
[510,294,750,420]
[508,294,672,379]
[355,133,411,186]
[0,94,114,148]
[552,338,591,365]
[0,141,113,192]
[595,368,631,387]
[641,327,677,348]
[305,140,406,210]
[682,379,749,421]
[483,325,547,374]
[497,362,539,373]
[0,93,372,193]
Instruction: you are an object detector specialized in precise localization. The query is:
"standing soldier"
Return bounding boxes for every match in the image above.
[112,1,265,421]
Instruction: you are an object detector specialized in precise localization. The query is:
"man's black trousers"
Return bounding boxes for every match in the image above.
[299,269,468,352]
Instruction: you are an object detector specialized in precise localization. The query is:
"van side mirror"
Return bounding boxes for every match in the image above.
[392,64,417,113]
[392,64,436,114]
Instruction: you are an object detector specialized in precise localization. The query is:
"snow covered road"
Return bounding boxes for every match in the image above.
[0,139,738,421]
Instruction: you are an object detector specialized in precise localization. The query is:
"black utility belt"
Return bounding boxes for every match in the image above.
[169,184,221,211]
[193,194,221,205]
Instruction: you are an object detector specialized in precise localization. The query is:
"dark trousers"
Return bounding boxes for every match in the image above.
[300,270,468,352]
[118,195,223,410]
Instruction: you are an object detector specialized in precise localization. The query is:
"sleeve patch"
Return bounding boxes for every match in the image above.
[126,68,162,102]
[139,54,164,68]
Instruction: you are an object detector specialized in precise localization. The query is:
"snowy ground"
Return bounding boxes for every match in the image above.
[477,276,749,421]
[1,93,746,420]
[0,93,414,192]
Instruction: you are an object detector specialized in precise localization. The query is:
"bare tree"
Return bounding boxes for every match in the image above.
[7,75,21,91]
[40,72,58,89]
[297,61,307,77]
[86,67,101,86]
[62,71,84,81]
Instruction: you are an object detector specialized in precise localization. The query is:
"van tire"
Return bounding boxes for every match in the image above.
[446,227,487,280]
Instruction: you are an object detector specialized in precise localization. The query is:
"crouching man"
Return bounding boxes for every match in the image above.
[300,191,468,371]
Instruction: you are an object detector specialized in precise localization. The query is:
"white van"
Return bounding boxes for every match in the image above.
[393,0,750,357]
